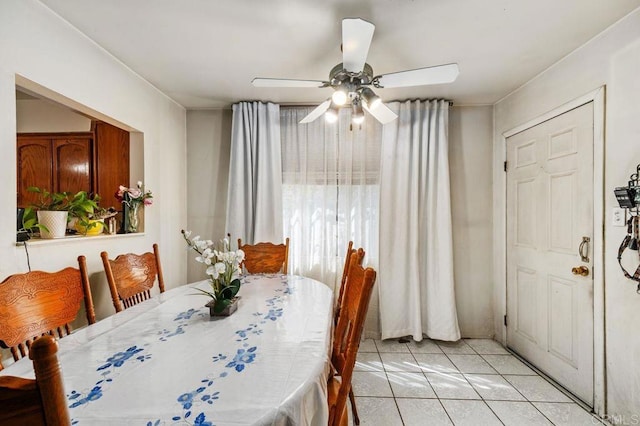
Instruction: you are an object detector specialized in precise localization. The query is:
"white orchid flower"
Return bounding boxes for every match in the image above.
[183,230,192,238]
[236,249,245,262]
[195,240,209,251]
[196,248,213,265]
[214,262,226,275]
[206,265,219,279]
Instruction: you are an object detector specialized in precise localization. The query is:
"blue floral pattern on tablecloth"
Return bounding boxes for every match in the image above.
[38,274,325,426]
[148,275,295,425]
[67,307,206,424]
[67,345,150,416]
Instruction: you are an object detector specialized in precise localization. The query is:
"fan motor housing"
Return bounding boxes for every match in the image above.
[329,63,374,89]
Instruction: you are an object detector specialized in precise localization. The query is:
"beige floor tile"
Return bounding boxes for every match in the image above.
[387,372,436,398]
[355,352,384,372]
[351,371,393,397]
[448,354,498,374]
[380,352,422,372]
[375,338,411,353]
[351,397,403,426]
[426,373,480,400]
[397,398,452,425]
[533,402,603,425]
[487,400,553,425]
[504,375,572,402]
[483,354,537,375]
[441,399,502,425]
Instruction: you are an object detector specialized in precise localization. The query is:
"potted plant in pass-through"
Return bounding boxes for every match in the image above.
[74,205,118,236]
[25,187,99,239]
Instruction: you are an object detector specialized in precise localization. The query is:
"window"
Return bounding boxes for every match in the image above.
[280,107,381,290]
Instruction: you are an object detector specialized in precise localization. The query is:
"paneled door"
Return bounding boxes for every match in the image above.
[506,102,594,406]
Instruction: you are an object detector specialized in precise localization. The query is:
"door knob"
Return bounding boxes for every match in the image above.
[571,266,589,277]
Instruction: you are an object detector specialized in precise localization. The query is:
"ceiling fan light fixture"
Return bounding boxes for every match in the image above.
[331,87,349,106]
[325,102,339,123]
[360,87,381,110]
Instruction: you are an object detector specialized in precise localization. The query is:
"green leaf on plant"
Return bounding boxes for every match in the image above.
[214,298,232,313]
[220,278,241,300]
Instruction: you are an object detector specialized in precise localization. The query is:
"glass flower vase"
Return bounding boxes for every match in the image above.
[126,203,140,233]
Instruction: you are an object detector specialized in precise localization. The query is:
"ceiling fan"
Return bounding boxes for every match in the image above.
[252,18,459,125]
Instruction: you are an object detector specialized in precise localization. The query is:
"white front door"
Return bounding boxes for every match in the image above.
[506,102,594,406]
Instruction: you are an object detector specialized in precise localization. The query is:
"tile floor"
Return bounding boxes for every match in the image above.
[349,338,603,425]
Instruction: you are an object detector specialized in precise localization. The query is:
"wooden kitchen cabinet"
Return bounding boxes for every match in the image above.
[93,121,130,206]
[17,122,130,209]
[17,134,92,208]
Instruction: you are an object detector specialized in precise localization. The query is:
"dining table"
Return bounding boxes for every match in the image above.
[0,274,334,426]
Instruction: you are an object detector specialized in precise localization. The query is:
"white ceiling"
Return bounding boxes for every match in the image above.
[39,0,640,109]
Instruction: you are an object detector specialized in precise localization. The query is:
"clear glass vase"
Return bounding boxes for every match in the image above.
[126,203,140,233]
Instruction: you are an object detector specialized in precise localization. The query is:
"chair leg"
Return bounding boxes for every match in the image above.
[349,386,360,425]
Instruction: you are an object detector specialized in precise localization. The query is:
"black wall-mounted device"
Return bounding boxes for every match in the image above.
[615,187,637,209]
[615,163,640,293]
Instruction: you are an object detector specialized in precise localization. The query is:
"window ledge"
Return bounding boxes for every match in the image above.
[15,232,145,246]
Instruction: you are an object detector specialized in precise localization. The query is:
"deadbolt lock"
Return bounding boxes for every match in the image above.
[571,266,590,277]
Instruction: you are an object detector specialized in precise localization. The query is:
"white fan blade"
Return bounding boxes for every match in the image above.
[376,63,459,88]
[300,100,332,124]
[342,18,375,73]
[252,78,327,88]
[363,102,397,124]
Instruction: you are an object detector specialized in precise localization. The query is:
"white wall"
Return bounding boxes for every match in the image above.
[185,106,495,339]
[16,97,91,132]
[493,8,640,419]
[185,109,232,283]
[450,105,495,338]
[0,0,187,327]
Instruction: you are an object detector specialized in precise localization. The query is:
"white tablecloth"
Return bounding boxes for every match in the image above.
[1,274,334,426]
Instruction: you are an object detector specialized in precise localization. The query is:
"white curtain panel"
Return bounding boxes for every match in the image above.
[280,107,381,293]
[379,99,461,342]
[226,101,283,245]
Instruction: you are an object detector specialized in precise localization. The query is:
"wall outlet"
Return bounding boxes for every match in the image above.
[612,207,626,227]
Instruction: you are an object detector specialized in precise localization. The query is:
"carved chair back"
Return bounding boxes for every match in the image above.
[0,256,95,370]
[328,252,376,426]
[333,244,365,425]
[101,243,165,313]
[335,244,366,325]
[237,238,290,274]
[0,335,70,425]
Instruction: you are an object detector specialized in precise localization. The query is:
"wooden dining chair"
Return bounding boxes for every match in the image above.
[334,244,366,425]
[0,335,70,426]
[327,253,377,426]
[237,238,290,274]
[335,242,367,323]
[0,256,96,371]
[100,243,165,313]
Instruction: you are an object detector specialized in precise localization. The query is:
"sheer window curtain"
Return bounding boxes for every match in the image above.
[280,107,381,293]
[226,101,283,245]
[379,100,461,342]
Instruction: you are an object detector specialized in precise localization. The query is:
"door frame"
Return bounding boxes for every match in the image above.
[495,86,605,415]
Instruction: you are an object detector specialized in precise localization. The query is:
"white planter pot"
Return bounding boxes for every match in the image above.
[37,210,68,239]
